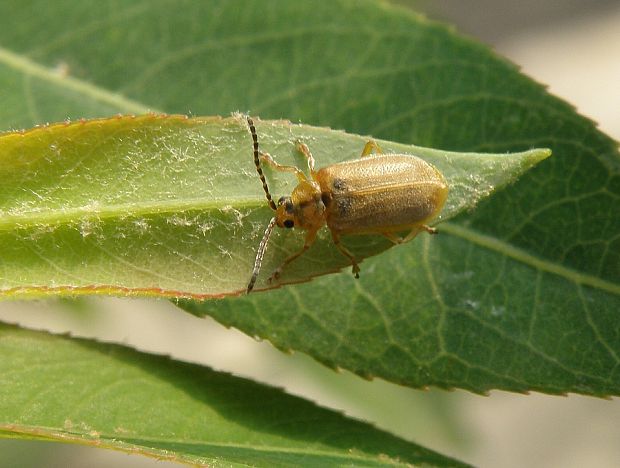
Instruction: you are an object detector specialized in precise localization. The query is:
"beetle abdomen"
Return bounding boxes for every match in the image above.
[316,155,448,234]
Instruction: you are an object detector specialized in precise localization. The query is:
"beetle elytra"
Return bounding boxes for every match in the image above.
[246,117,448,293]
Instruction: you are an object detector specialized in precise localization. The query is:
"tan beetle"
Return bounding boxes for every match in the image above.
[246,117,448,293]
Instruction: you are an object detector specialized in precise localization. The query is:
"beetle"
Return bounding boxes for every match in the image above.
[246,116,448,293]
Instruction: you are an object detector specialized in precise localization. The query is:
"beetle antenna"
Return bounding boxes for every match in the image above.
[247,116,277,211]
[247,216,277,294]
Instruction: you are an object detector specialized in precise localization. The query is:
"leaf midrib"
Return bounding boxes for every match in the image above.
[0,198,265,230]
[0,45,157,115]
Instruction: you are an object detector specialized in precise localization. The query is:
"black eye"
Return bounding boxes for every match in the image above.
[278,196,286,205]
[283,220,294,228]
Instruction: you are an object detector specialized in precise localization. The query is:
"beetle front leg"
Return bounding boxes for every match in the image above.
[331,231,361,278]
[269,228,319,283]
[360,140,383,158]
[295,141,317,176]
[260,152,307,181]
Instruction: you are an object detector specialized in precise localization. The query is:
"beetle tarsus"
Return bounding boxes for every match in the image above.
[423,225,438,235]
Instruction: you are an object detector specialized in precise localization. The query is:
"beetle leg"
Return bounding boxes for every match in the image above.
[422,224,438,235]
[269,227,319,282]
[295,141,316,175]
[331,231,361,278]
[382,232,405,244]
[260,152,307,181]
[360,140,383,158]
[383,225,437,244]
[400,225,436,243]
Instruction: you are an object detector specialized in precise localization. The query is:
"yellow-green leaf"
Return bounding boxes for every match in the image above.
[0,115,549,298]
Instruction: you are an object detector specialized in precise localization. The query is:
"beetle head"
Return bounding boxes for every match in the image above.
[276,196,296,229]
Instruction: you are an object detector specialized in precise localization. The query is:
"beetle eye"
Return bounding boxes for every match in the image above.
[277,196,286,205]
[283,219,294,228]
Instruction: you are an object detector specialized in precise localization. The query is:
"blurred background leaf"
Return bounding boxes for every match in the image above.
[0,323,468,467]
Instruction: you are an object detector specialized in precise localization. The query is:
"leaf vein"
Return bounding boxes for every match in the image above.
[443,223,620,295]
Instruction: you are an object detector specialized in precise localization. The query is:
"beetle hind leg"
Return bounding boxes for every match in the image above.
[422,224,438,235]
[383,224,438,245]
[382,232,405,244]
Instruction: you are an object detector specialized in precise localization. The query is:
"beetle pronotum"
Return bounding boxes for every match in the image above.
[246,117,448,293]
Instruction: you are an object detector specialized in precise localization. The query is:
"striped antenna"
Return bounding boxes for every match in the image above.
[247,116,277,210]
[247,216,277,294]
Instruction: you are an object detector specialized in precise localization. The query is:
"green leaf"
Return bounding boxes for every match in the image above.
[155,1,617,397]
[0,114,549,297]
[0,323,467,467]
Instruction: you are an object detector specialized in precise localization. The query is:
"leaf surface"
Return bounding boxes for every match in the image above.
[0,324,467,467]
[0,115,548,297]
[0,0,617,423]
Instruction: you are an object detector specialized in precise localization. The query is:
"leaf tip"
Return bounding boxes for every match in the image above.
[528,147,553,165]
